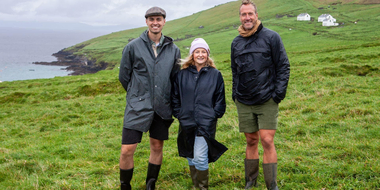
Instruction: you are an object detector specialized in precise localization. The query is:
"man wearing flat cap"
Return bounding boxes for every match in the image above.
[118,6,181,190]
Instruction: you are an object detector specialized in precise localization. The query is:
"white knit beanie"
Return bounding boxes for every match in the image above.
[189,38,210,55]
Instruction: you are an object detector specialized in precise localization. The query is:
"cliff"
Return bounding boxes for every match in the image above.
[33,49,108,76]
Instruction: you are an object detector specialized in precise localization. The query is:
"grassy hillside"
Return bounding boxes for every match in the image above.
[1,0,379,189]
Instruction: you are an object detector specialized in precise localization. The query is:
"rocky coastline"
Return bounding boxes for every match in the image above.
[33,49,108,76]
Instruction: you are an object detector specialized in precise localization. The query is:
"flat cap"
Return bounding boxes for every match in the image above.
[145,6,166,18]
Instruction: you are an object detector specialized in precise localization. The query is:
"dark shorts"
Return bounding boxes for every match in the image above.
[121,113,172,144]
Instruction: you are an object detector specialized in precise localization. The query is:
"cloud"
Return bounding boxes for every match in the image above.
[0,0,233,28]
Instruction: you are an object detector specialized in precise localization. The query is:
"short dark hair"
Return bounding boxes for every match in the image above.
[240,0,257,14]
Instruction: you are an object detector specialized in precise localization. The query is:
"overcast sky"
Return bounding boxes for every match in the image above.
[0,0,235,31]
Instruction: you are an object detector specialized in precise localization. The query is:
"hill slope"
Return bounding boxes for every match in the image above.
[64,0,380,69]
[1,0,379,189]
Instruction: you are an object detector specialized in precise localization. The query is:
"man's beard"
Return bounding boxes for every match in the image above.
[243,20,257,30]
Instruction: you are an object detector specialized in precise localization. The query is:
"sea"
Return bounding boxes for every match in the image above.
[0,27,108,82]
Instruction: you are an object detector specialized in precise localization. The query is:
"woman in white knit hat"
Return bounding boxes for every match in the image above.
[172,38,227,189]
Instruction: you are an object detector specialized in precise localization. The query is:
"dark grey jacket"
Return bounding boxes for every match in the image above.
[119,30,181,132]
[231,24,290,105]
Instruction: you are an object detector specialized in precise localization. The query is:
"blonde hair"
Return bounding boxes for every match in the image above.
[180,53,216,70]
[240,0,257,14]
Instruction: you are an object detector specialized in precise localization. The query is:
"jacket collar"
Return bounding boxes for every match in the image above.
[243,23,264,45]
[141,30,174,46]
[257,23,263,34]
[188,65,210,74]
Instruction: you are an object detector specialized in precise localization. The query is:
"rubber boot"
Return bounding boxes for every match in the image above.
[263,163,279,190]
[146,163,161,190]
[189,165,199,189]
[196,169,209,190]
[244,159,259,189]
[120,168,133,190]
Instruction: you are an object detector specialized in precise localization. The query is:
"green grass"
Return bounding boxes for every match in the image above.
[1,0,380,189]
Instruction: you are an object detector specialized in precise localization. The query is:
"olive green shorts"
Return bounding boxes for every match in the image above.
[235,98,279,133]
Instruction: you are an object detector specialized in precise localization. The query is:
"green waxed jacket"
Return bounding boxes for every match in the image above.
[119,30,181,132]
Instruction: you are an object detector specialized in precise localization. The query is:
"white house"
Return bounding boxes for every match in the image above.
[322,18,339,26]
[318,14,336,22]
[297,13,311,21]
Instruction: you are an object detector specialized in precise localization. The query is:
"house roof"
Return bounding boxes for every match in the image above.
[319,14,331,18]
[323,18,336,22]
[298,13,309,16]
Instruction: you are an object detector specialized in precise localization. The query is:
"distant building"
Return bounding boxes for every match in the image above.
[322,18,339,26]
[297,13,311,21]
[318,14,336,22]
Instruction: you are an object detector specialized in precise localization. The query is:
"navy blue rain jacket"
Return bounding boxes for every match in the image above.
[172,65,227,162]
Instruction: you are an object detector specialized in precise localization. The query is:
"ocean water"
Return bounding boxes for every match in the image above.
[0,27,107,82]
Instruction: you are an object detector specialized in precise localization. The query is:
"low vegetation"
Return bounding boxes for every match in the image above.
[1,0,379,189]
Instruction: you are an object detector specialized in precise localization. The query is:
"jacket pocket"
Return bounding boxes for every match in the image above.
[127,94,151,112]
[178,109,192,120]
